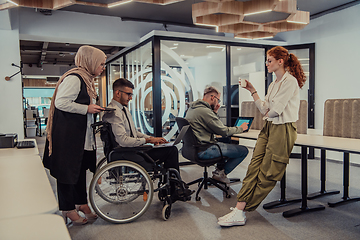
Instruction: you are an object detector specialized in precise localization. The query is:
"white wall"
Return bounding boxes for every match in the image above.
[0,10,24,139]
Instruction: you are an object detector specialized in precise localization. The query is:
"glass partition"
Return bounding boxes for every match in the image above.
[107,57,124,103]
[286,44,315,128]
[288,49,310,103]
[161,40,226,139]
[231,46,265,125]
[125,42,154,136]
[105,33,315,138]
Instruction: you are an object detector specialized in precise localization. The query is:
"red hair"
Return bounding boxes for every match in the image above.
[267,46,306,89]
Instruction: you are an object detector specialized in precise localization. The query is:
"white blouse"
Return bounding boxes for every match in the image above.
[255,71,300,124]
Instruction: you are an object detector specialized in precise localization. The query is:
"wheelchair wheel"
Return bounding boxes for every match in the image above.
[162,204,171,221]
[89,160,154,224]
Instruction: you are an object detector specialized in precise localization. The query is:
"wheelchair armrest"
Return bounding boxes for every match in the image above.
[112,145,153,153]
[109,145,156,166]
[91,121,105,129]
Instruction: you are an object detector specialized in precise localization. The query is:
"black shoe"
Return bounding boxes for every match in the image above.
[176,188,194,201]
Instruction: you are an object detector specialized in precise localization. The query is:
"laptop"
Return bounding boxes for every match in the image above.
[153,125,190,148]
[234,117,254,132]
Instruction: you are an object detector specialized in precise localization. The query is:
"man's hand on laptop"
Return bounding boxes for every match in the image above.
[146,137,168,145]
[240,122,249,131]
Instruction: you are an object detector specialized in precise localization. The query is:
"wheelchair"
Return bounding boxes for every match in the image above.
[89,121,191,224]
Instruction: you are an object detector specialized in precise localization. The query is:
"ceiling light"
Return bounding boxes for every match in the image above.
[169,47,177,50]
[194,22,219,32]
[287,20,308,24]
[206,46,224,49]
[298,58,309,61]
[251,36,274,40]
[7,0,18,6]
[237,48,242,51]
[235,37,251,40]
[108,0,132,8]
[244,9,271,16]
[173,43,178,46]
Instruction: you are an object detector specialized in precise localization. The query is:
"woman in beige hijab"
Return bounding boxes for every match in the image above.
[43,45,106,225]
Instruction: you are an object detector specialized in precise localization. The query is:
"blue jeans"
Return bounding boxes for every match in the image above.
[198,142,249,175]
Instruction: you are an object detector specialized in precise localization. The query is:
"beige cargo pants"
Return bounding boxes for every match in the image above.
[237,120,297,211]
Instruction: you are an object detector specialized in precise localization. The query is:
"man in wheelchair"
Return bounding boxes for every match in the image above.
[102,78,193,203]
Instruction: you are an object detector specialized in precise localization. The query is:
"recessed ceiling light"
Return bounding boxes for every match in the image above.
[7,1,18,6]
[108,0,132,8]
[287,20,308,25]
[244,9,272,16]
[206,45,224,49]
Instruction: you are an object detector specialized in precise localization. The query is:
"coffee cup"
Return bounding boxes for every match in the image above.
[240,79,247,88]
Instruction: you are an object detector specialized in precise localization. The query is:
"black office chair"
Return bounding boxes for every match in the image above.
[176,117,231,200]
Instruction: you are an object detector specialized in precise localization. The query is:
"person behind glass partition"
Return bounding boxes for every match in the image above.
[185,86,249,184]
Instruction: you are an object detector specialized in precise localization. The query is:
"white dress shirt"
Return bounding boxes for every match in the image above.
[54,75,95,150]
[255,71,300,124]
[102,99,150,147]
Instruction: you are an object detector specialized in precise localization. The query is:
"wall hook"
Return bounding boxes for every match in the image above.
[5,63,22,81]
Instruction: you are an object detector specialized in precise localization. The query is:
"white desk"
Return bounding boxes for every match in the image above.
[0,214,71,240]
[234,130,360,217]
[234,130,360,154]
[0,155,58,220]
[0,139,39,159]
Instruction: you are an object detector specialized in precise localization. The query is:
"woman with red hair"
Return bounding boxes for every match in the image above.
[218,46,306,227]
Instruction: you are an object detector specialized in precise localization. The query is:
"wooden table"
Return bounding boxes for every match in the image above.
[0,214,71,240]
[0,139,39,159]
[0,155,58,220]
[234,130,360,217]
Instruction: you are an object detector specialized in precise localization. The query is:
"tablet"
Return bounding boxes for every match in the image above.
[103,107,116,112]
[234,117,254,132]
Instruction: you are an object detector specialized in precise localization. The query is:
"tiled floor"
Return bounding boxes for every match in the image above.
[35,135,360,240]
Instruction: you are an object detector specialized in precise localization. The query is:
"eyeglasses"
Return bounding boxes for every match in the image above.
[118,90,133,97]
[265,60,272,65]
[212,95,221,104]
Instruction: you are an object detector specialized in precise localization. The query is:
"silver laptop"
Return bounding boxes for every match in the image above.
[153,125,189,148]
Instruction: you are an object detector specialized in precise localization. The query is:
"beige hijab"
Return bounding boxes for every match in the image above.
[46,45,106,155]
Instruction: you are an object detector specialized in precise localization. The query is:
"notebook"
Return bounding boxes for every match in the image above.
[234,117,254,132]
[153,125,189,148]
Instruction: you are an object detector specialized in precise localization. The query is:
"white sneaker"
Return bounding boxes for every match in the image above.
[217,208,246,227]
[212,169,230,184]
[218,207,234,221]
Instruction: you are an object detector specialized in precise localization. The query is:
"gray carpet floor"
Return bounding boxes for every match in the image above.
[35,135,360,240]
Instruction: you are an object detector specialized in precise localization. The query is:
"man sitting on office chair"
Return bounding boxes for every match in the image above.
[185,86,249,183]
[102,78,193,201]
